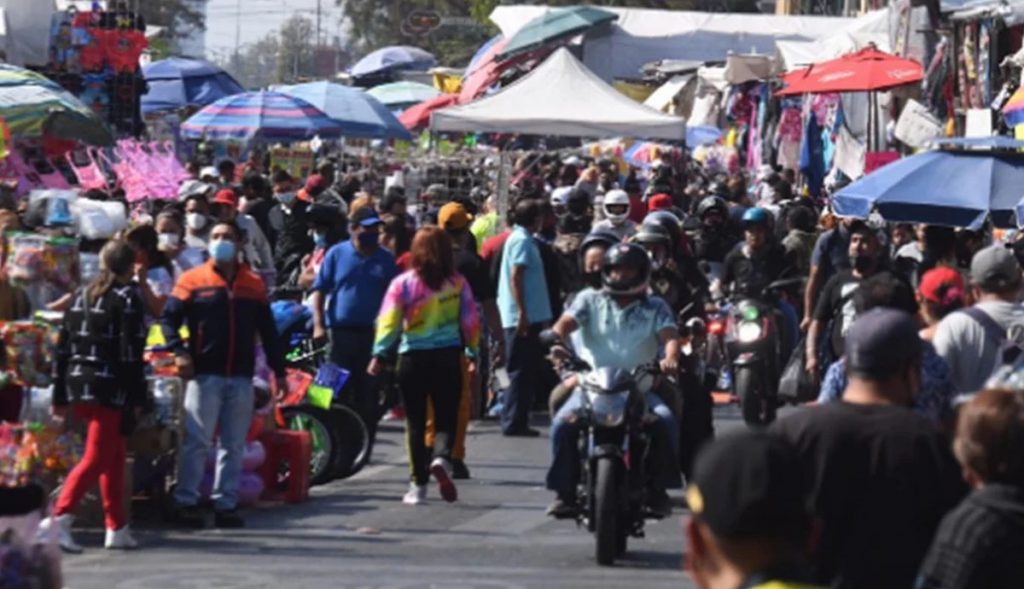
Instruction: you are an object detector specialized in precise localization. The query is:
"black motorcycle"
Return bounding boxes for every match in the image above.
[708,278,802,425]
[541,331,664,566]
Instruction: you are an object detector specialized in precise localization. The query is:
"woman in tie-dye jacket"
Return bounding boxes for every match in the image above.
[369,226,480,506]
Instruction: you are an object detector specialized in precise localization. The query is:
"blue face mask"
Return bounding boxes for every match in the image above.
[312,231,327,248]
[208,239,236,263]
[357,231,379,249]
[276,192,296,207]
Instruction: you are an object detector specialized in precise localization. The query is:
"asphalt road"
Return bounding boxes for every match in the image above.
[62,405,752,589]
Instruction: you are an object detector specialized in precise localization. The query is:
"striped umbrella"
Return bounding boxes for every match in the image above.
[0,64,112,145]
[180,91,343,142]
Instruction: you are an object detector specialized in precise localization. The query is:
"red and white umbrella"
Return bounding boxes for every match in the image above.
[777,46,923,96]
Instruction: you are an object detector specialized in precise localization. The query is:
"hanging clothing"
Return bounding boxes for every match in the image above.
[800,115,825,198]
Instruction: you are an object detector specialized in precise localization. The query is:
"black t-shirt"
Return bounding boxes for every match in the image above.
[722,241,791,297]
[772,403,966,589]
[812,270,861,358]
[455,248,495,303]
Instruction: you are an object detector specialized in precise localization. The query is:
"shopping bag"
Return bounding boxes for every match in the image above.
[778,335,816,403]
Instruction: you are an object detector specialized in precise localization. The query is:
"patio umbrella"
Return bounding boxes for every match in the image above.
[465,35,506,78]
[350,46,436,79]
[142,57,244,114]
[180,91,343,142]
[0,65,111,145]
[278,81,411,140]
[496,6,618,60]
[399,94,458,131]
[687,125,723,147]
[366,81,441,110]
[776,46,923,96]
[832,149,1024,229]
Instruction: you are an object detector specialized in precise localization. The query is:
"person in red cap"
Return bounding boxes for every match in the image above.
[646,193,673,212]
[918,267,966,343]
[301,173,348,213]
[210,188,275,281]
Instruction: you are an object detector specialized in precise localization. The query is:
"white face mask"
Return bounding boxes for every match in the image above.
[186,212,207,231]
[158,232,180,251]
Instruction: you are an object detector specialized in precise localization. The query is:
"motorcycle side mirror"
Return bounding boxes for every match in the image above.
[539,329,561,348]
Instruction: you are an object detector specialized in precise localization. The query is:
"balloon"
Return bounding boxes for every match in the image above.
[242,440,266,471]
[238,472,264,506]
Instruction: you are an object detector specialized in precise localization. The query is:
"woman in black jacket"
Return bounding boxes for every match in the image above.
[40,239,148,553]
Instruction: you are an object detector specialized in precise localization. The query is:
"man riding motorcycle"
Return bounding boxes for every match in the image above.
[692,196,739,264]
[640,211,710,323]
[593,189,637,240]
[545,243,683,518]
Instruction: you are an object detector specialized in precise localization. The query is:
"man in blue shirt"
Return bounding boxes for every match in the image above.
[497,199,552,437]
[312,207,397,440]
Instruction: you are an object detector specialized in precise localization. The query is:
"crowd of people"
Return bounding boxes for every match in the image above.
[19,146,1024,589]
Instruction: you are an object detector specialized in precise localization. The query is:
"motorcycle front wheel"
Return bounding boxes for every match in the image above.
[280,406,339,486]
[594,457,623,566]
[735,367,774,426]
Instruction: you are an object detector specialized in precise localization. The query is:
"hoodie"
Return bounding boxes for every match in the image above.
[916,483,1024,589]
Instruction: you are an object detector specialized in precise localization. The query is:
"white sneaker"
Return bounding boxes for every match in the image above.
[39,514,82,554]
[104,525,139,550]
[402,483,427,505]
[430,457,458,503]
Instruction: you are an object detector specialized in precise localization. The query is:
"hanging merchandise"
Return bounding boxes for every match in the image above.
[775,106,803,171]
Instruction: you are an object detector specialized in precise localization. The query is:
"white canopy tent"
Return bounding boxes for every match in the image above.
[431,48,686,140]
[776,9,891,71]
[490,5,853,82]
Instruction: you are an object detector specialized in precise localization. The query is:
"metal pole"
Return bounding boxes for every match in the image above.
[316,0,322,47]
[233,0,241,70]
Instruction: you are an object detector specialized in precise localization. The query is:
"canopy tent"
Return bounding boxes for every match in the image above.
[0,1,54,67]
[431,48,685,141]
[490,5,853,82]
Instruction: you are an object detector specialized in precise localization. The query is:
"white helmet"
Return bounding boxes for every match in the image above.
[550,186,572,209]
[603,189,630,225]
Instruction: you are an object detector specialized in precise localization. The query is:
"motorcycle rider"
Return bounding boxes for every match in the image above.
[593,189,637,240]
[545,243,683,518]
[692,196,740,264]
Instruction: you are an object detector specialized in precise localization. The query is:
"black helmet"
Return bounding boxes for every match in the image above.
[709,181,730,198]
[633,222,672,246]
[602,242,651,296]
[696,196,728,220]
[580,230,620,256]
[643,211,682,251]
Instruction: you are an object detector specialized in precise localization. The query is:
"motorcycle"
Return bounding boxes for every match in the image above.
[541,330,665,566]
[706,278,802,426]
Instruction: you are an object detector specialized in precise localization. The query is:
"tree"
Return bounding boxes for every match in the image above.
[277,15,318,84]
[139,0,205,40]
[223,32,281,90]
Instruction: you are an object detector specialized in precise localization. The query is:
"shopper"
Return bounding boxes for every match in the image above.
[917,267,966,343]
[916,388,1024,589]
[155,209,206,277]
[370,226,480,505]
[42,240,148,552]
[161,220,286,529]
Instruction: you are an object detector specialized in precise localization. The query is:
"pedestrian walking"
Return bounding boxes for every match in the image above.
[496,199,552,437]
[41,240,148,552]
[161,220,286,529]
[370,226,480,505]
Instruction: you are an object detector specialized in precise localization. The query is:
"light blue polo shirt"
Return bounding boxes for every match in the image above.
[567,288,675,370]
[497,225,552,329]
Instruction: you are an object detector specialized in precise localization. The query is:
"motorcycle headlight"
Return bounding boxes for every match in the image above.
[737,321,763,343]
[587,391,628,427]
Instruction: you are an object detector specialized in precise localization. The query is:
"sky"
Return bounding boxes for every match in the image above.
[203,0,347,60]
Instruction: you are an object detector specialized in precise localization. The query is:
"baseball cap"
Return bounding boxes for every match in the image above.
[648,193,673,211]
[304,174,327,194]
[438,202,472,231]
[349,206,382,228]
[918,267,965,306]
[199,166,218,180]
[845,308,921,378]
[178,179,211,201]
[212,188,239,208]
[688,430,808,540]
[971,244,1022,290]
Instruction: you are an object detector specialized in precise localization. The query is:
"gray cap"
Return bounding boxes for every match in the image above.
[971,244,1022,290]
[178,179,212,201]
[845,308,921,378]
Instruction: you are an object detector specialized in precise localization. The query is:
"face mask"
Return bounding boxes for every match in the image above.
[312,231,327,248]
[186,212,207,231]
[357,231,379,249]
[208,239,236,264]
[158,232,180,251]
[583,271,602,289]
[276,192,296,207]
[851,254,875,273]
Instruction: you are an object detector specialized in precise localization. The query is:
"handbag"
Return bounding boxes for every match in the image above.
[778,334,816,403]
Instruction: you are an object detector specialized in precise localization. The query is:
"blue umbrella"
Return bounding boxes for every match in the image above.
[833,150,1024,229]
[142,57,244,114]
[350,46,436,79]
[278,81,412,140]
[180,91,342,142]
[687,125,722,147]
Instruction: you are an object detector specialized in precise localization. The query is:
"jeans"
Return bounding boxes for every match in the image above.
[546,389,682,499]
[175,375,254,511]
[330,327,378,438]
[502,324,545,433]
[54,403,126,529]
